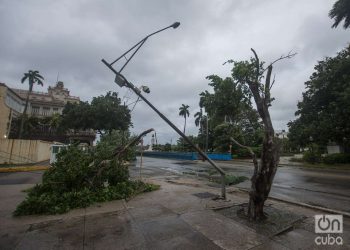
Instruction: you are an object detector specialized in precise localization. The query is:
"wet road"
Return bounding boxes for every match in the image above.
[0,171,43,185]
[135,157,350,213]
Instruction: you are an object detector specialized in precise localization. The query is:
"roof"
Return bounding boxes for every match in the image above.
[0,82,25,100]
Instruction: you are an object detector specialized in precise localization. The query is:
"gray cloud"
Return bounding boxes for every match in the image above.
[0,0,348,144]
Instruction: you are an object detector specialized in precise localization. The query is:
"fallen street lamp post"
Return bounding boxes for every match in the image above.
[101,22,226,199]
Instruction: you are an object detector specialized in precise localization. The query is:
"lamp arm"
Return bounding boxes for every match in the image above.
[109,23,176,68]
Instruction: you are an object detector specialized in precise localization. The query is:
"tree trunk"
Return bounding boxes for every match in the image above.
[183,117,187,135]
[18,84,33,139]
[247,133,279,220]
[245,51,281,221]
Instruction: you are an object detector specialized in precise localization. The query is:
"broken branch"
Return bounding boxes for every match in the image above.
[230,137,259,175]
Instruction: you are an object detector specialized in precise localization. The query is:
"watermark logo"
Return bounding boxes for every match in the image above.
[315,214,343,233]
[314,214,343,246]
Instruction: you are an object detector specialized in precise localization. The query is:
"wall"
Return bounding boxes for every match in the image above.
[327,145,343,154]
[0,85,11,138]
[0,139,52,164]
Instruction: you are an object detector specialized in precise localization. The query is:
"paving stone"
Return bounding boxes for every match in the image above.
[145,231,222,250]
[181,210,265,250]
[16,217,85,250]
[0,226,28,250]
[273,228,318,250]
[84,211,146,250]
[127,203,175,222]
[250,240,291,250]
[136,215,196,242]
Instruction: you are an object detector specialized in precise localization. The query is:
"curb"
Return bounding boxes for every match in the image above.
[0,166,50,173]
[237,188,350,218]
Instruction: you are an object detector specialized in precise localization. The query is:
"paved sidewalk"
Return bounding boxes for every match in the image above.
[1,176,349,249]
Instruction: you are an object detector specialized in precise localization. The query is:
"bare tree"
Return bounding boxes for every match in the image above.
[230,49,296,221]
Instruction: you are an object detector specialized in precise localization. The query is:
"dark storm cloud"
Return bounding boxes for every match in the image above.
[0,0,348,143]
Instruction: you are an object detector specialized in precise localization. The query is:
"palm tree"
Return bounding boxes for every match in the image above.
[179,104,190,135]
[19,70,44,138]
[329,0,350,29]
[194,108,203,127]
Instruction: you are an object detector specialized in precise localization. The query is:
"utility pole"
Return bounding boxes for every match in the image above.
[101,22,226,199]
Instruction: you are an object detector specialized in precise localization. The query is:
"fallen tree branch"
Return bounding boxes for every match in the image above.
[91,128,155,185]
[113,128,154,159]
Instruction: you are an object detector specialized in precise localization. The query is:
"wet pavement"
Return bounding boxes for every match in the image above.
[1,159,350,249]
[134,157,350,213]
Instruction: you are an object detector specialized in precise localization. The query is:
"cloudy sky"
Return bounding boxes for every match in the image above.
[0,0,348,144]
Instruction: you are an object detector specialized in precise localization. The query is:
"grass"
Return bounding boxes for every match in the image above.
[211,174,249,186]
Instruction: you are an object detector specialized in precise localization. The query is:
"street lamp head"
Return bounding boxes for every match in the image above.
[141,85,150,94]
[171,22,180,29]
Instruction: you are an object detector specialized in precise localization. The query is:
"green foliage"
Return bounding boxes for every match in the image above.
[322,153,350,164]
[96,130,136,161]
[302,151,322,164]
[176,136,198,152]
[213,174,248,186]
[61,92,131,135]
[14,143,159,216]
[288,46,350,150]
[198,72,263,152]
[10,114,65,139]
[91,92,131,133]
[234,146,262,158]
[19,70,45,138]
[329,0,350,29]
[179,104,190,134]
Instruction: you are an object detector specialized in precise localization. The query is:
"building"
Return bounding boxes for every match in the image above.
[0,81,90,142]
[11,81,80,118]
[0,83,24,138]
[275,129,288,139]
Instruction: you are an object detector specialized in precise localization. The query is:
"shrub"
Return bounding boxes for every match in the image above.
[212,174,248,186]
[323,153,350,164]
[224,175,248,185]
[235,146,262,158]
[14,145,159,216]
[302,151,322,164]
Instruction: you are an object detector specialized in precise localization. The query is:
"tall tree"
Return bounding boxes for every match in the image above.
[194,108,203,127]
[61,92,131,135]
[329,0,350,29]
[179,104,190,134]
[19,70,44,138]
[288,45,350,151]
[228,49,295,220]
[198,74,262,152]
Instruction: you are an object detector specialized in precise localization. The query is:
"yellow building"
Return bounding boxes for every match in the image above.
[0,81,80,138]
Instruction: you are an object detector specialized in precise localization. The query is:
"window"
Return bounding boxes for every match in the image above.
[31,106,40,115]
[42,107,50,116]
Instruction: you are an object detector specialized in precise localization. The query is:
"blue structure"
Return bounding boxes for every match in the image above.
[141,151,232,161]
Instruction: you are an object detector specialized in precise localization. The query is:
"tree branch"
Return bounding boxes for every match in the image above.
[113,128,154,159]
[264,65,273,105]
[269,74,276,91]
[230,137,259,175]
[261,51,297,74]
[251,48,260,82]
[91,128,155,185]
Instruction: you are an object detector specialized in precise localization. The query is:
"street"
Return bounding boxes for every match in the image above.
[1,158,350,249]
[1,157,350,214]
[134,157,350,213]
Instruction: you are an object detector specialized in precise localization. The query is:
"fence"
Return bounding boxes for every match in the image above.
[0,139,51,164]
[140,151,232,161]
